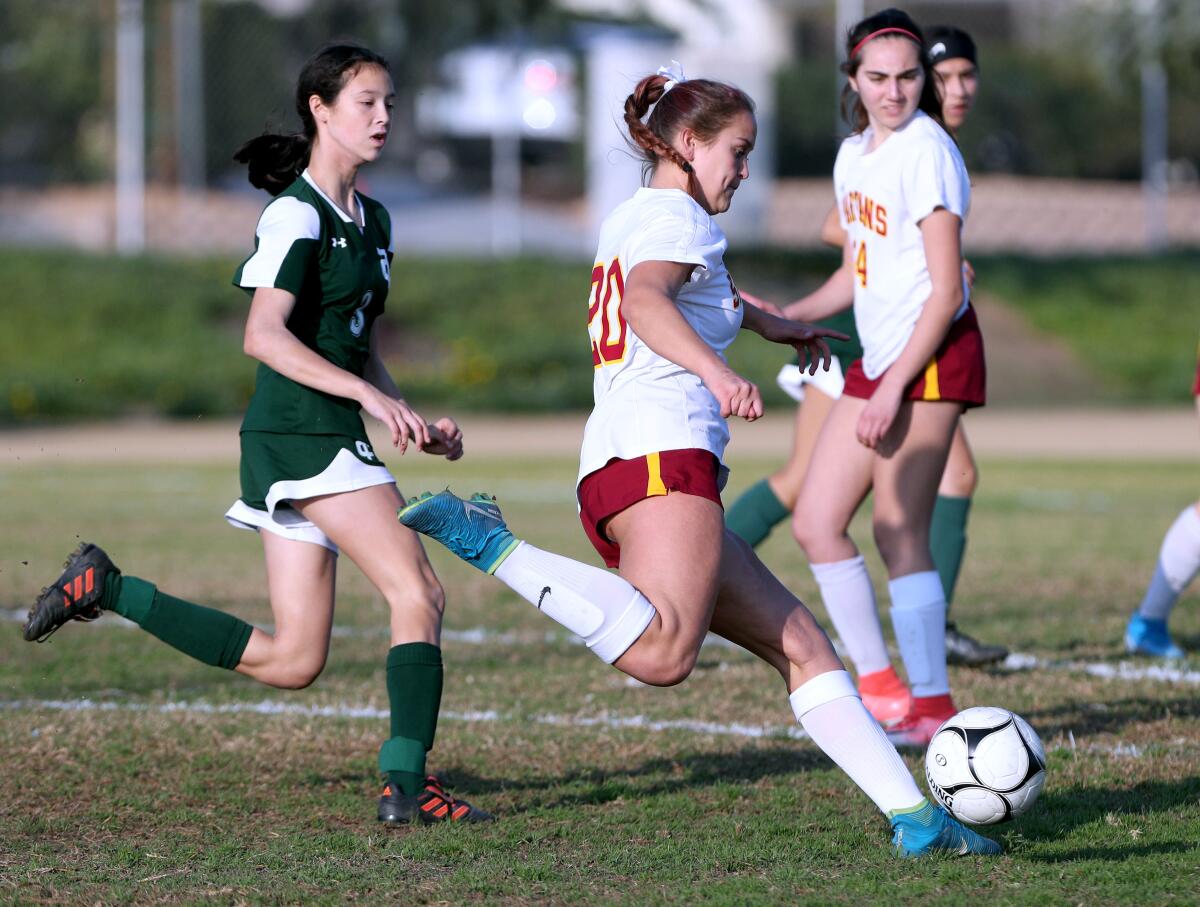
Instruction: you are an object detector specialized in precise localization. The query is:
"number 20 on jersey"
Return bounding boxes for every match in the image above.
[589,259,627,367]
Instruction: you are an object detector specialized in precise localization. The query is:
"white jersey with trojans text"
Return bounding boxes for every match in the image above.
[834,110,971,379]
[578,187,743,488]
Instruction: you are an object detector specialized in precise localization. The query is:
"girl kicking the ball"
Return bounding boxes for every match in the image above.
[398,58,999,857]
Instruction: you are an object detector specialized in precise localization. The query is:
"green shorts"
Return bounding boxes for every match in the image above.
[224,431,393,552]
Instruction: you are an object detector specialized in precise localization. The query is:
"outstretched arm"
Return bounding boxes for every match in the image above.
[740,303,848,375]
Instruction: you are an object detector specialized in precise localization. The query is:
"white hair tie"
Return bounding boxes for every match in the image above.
[656,60,686,93]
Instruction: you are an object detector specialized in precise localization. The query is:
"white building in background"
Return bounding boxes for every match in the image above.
[563,0,792,243]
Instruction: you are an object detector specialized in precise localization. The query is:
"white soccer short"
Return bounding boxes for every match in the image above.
[775,355,846,403]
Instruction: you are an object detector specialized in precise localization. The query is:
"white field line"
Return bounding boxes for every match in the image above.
[0,695,1171,760]
[2,607,739,649]
[999,651,1200,685]
[7,609,1198,685]
[0,696,808,741]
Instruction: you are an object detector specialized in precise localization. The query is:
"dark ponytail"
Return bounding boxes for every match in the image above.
[839,8,944,135]
[234,41,391,195]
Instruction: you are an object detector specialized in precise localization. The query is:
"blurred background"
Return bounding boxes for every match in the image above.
[1,0,1198,423]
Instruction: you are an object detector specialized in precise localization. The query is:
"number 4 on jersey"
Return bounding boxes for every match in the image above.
[855,240,868,288]
[589,259,627,366]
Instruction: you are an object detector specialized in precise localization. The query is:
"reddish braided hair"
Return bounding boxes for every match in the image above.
[622,72,754,198]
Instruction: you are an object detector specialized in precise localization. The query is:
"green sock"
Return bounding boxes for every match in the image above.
[110,574,253,670]
[930,495,972,611]
[379,642,443,796]
[725,478,790,547]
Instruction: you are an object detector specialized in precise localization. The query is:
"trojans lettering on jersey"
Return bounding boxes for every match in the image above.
[842,191,888,237]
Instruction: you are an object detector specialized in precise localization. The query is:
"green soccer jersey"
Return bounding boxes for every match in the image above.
[233,170,394,437]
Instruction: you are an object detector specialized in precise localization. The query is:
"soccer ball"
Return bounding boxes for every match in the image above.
[924,706,1046,825]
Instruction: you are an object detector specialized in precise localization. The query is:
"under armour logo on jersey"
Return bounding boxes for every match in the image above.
[355,440,376,461]
[331,237,347,248]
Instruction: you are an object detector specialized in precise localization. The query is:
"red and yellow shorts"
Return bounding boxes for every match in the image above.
[843,305,986,409]
[577,448,722,567]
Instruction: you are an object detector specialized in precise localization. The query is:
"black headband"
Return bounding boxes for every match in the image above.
[926,26,977,65]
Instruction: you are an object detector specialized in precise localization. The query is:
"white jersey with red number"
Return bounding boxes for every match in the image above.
[577,187,743,487]
[834,110,971,379]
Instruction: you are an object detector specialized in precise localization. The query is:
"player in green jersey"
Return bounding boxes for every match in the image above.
[23,43,491,826]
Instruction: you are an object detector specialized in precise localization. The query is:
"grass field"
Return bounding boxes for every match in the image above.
[2,444,1199,904]
[4,249,1199,424]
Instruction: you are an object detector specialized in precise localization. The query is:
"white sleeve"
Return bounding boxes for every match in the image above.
[625,206,723,275]
[237,197,321,290]
[900,138,969,226]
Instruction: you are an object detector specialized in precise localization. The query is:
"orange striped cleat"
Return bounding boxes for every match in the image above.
[378,775,494,826]
[23,542,118,643]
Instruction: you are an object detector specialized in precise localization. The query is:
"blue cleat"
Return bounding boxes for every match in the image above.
[1125,613,1184,659]
[398,491,520,575]
[890,801,1002,858]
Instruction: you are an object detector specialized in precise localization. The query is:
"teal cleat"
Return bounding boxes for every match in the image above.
[890,802,1003,858]
[1125,613,1184,659]
[398,491,520,575]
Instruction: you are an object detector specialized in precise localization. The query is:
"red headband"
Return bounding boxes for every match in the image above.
[849,27,921,60]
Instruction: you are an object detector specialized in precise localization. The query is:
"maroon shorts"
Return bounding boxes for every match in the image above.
[1192,355,1199,397]
[577,448,722,568]
[843,305,986,409]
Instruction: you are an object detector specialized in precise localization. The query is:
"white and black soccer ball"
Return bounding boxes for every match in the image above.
[925,706,1046,825]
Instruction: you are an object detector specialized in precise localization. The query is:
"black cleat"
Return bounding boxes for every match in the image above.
[378,775,494,825]
[944,622,1008,667]
[23,543,118,643]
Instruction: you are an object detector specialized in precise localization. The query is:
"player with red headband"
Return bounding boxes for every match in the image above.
[728,22,1006,674]
[778,8,986,747]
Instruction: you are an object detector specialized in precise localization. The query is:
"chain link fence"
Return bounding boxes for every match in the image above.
[1,0,1197,257]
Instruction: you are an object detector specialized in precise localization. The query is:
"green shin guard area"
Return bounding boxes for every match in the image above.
[930,494,972,608]
[725,478,791,547]
[386,643,444,745]
[130,580,253,670]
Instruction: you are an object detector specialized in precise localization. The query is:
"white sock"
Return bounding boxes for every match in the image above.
[810,556,891,675]
[789,670,924,816]
[888,571,950,698]
[493,542,655,663]
[1139,505,1200,620]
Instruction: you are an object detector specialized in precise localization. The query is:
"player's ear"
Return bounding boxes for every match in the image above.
[309,93,327,124]
[677,127,698,164]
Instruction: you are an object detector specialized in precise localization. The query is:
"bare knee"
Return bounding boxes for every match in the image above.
[619,623,701,687]
[790,506,820,552]
[266,651,327,689]
[637,648,699,687]
[385,573,446,621]
[791,507,845,562]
